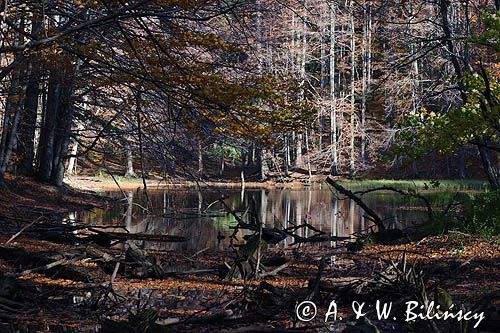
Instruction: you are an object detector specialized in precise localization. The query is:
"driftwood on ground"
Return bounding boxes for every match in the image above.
[0,246,91,282]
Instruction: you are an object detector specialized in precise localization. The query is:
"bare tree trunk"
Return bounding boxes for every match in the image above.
[197,138,203,177]
[17,60,39,177]
[478,145,500,190]
[0,111,10,166]
[360,2,368,168]
[17,14,43,177]
[50,61,81,186]
[125,191,134,231]
[50,104,73,186]
[0,96,23,175]
[260,189,268,226]
[367,4,372,88]
[295,134,303,167]
[67,134,80,176]
[247,143,255,166]
[283,136,289,176]
[319,3,327,150]
[305,130,312,181]
[329,2,338,175]
[0,63,25,175]
[259,148,267,181]
[124,140,136,178]
[349,0,356,177]
[36,73,61,182]
[295,0,307,169]
[458,147,466,179]
[219,154,224,177]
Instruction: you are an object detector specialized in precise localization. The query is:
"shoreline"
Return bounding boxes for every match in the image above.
[64,175,321,192]
[64,175,490,193]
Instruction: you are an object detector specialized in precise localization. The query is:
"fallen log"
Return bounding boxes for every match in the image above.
[85,245,121,274]
[163,269,216,277]
[86,243,165,279]
[124,242,164,279]
[259,262,290,277]
[14,255,85,277]
[0,246,90,282]
[307,277,372,293]
[290,234,351,245]
[88,229,187,243]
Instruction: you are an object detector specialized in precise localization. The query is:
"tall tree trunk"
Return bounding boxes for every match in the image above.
[458,147,466,179]
[36,59,79,186]
[438,0,465,98]
[305,130,312,181]
[17,14,43,177]
[124,139,136,178]
[283,136,289,176]
[259,148,267,181]
[17,59,40,176]
[67,139,79,176]
[295,0,307,169]
[0,63,25,175]
[295,134,303,167]
[219,153,224,177]
[319,3,327,150]
[50,62,80,186]
[247,143,255,166]
[50,101,73,186]
[197,138,203,177]
[36,73,61,182]
[360,2,368,168]
[478,146,500,190]
[329,2,338,175]
[349,0,356,177]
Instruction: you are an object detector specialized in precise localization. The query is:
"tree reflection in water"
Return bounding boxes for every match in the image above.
[77,188,443,252]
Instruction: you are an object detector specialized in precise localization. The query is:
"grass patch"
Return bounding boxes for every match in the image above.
[338,179,489,191]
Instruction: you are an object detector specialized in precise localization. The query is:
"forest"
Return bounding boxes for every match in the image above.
[0,0,499,332]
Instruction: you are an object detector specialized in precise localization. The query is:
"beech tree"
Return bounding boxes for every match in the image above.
[0,0,305,186]
[1,0,498,185]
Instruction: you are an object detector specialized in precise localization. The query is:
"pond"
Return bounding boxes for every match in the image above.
[72,185,462,252]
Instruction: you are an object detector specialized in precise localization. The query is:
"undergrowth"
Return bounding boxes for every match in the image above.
[419,190,500,238]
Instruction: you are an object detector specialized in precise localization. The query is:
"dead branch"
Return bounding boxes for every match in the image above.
[326,177,386,230]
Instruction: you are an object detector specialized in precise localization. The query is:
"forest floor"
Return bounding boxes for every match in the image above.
[0,176,498,332]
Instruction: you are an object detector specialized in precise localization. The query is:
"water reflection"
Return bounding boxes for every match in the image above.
[77,188,447,251]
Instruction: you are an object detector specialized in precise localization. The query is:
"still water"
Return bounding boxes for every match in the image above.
[74,187,453,251]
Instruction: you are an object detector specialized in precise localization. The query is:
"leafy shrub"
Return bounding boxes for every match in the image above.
[416,191,500,238]
[209,143,243,163]
[461,190,500,237]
